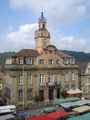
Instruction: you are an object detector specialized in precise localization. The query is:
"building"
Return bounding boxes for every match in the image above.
[4,12,79,106]
[79,61,90,98]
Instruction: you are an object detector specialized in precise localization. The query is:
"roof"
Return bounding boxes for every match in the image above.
[60,100,90,108]
[78,61,88,74]
[12,49,39,57]
[68,113,90,120]
[47,111,70,119]
[0,71,2,79]
[28,116,53,120]
[0,114,15,120]
[43,107,56,113]
[56,97,81,103]
[72,105,90,113]
[57,50,72,58]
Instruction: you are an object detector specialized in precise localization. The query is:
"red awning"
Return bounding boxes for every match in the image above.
[47,111,70,119]
[28,116,53,120]
[28,111,70,120]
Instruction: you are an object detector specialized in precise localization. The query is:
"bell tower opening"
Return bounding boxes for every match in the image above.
[34,12,50,52]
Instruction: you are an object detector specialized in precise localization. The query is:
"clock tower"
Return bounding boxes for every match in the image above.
[34,12,50,53]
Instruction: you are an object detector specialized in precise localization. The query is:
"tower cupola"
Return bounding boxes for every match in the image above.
[34,12,50,52]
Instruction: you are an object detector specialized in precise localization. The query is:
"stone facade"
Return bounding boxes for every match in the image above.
[4,12,79,106]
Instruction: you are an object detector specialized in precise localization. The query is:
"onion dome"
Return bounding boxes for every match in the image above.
[38,12,46,23]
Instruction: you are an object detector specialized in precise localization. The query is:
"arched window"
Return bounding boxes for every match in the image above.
[36,40,38,48]
[43,39,47,48]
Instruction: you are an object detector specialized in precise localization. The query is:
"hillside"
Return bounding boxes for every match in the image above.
[61,50,90,62]
[0,50,90,65]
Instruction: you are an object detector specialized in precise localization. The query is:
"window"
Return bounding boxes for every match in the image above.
[18,90,23,101]
[71,85,75,90]
[18,74,23,85]
[48,73,54,83]
[27,58,32,64]
[56,73,60,84]
[43,39,47,48]
[39,73,45,85]
[18,58,23,64]
[0,79,2,82]
[56,60,60,64]
[71,72,74,80]
[63,58,69,65]
[27,89,32,100]
[65,73,68,81]
[86,85,90,90]
[27,74,32,84]
[39,59,45,64]
[86,78,90,82]
[48,59,53,64]
[36,40,38,48]
[65,85,69,91]
[88,68,90,73]
[70,59,75,64]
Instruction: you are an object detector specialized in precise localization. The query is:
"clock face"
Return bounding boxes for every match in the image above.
[38,31,42,36]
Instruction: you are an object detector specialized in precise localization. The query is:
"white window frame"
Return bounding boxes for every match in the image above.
[18,90,23,101]
[48,59,53,64]
[27,74,32,84]
[18,58,23,64]
[27,58,32,64]
[71,72,74,80]
[71,84,75,90]
[39,59,45,64]
[48,73,54,83]
[56,73,60,84]
[39,73,45,85]
[65,85,69,91]
[65,72,68,81]
[27,89,32,100]
[18,74,23,85]
[56,59,60,64]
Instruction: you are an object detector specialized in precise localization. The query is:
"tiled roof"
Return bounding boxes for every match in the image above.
[12,49,39,57]
[0,71,2,79]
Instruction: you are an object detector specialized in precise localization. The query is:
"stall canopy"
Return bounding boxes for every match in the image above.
[67,113,90,120]
[60,100,90,108]
[72,106,90,113]
[0,114,15,120]
[28,111,70,120]
[43,107,56,113]
[56,97,80,103]
[28,116,53,120]
[47,111,70,119]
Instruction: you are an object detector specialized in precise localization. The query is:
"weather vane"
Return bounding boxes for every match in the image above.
[41,6,44,12]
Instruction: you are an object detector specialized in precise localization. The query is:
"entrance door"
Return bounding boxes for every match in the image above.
[57,88,60,98]
[49,89,53,100]
[39,90,44,101]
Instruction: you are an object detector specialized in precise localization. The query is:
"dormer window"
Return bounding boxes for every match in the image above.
[48,59,53,64]
[43,39,47,48]
[27,58,32,64]
[18,58,23,64]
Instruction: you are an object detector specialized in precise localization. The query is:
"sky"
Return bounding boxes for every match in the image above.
[0,0,90,53]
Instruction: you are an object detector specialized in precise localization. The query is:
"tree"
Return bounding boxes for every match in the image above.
[61,90,67,98]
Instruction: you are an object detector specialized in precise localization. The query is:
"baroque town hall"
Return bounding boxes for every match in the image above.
[4,13,78,105]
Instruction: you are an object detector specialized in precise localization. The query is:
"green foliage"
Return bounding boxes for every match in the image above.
[0,52,15,65]
[61,90,67,98]
[34,96,40,102]
[61,50,90,62]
